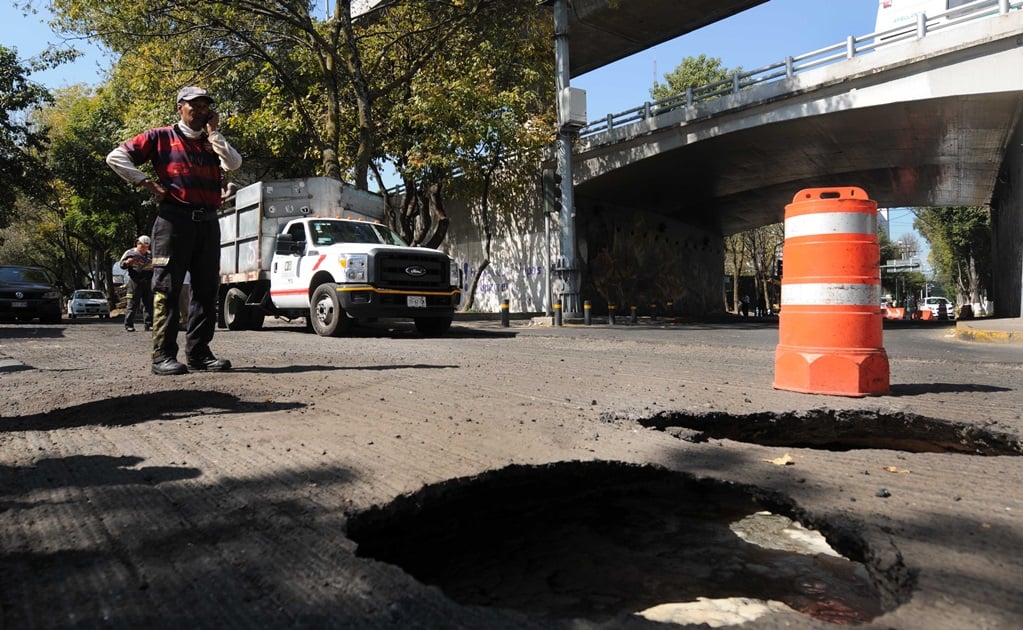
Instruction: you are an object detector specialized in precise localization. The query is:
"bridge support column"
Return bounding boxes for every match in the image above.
[992,117,1023,318]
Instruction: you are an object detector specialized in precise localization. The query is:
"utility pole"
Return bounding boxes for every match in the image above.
[542,0,583,318]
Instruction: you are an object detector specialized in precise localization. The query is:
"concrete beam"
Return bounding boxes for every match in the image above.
[542,0,768,77]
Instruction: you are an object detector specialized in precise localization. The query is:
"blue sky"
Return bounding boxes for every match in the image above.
[0,0,923,256]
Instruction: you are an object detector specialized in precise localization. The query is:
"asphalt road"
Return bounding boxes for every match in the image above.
[1,316,1021,628]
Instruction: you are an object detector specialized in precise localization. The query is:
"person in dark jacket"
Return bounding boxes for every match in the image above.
[118,235,154,332]
[106,86,242,375]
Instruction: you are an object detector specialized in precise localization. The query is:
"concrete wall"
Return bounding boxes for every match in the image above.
[991,117,1023,319]
[441,187,725,317]
[575,199,725,316]
[442,191,550,315]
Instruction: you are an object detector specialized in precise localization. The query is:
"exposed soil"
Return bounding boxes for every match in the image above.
[2,317,1022,628]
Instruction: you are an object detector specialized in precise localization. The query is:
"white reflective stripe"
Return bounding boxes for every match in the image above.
[782,283,881,306]
[785,212,877,238]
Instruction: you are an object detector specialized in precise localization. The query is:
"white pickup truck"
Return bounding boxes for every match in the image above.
[218,177,461,336]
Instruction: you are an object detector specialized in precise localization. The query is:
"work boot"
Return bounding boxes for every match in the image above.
[152,358,188,376]
[187,354,232,371]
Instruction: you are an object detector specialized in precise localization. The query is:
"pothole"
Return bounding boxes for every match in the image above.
[619,409,1023,455]
[347,461,910,626]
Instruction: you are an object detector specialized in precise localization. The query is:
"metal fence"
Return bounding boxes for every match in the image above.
[577,0,1020,140]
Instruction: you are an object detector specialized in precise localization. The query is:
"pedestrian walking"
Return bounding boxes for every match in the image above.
[106,86,242,375]
[118,235,154,332]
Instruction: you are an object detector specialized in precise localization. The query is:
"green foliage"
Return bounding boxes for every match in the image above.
[49,0,555,195]
[650,54,739,102]
[914,206,991,303]
[1,85,147,290]
[386,3,554,188]
[0,44,54,228]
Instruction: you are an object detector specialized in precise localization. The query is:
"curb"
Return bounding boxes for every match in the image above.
[953,327,1023,343]
[953,320,1023,344]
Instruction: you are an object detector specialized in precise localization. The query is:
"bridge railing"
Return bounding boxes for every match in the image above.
[577,0,1020,140]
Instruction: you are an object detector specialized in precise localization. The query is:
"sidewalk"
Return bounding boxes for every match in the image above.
[954,316,1023,343]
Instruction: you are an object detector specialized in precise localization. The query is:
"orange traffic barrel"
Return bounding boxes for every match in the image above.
[774,187,890,396]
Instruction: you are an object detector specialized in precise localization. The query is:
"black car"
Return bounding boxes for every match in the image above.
[0,265,63,323]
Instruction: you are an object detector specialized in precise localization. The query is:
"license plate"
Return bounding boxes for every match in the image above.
[12,301,28,308]
[407,295,427,308]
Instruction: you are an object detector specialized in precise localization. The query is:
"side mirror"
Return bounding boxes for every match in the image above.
[276,233,304,255]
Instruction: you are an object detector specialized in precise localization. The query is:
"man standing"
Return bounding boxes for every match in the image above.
[118,235,154,332]
[106,86,242,375]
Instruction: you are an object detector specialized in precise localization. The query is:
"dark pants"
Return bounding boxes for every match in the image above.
[150,208,221,364]
[124,273,153,329]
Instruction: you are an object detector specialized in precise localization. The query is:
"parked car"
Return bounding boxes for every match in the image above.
[922,296,954,320]
[0,265,62,323]
[67,289,111,319]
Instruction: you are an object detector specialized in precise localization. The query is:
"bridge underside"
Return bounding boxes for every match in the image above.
[568,14,1023,316]
[562,0,768,77]
[575,93,1023,236]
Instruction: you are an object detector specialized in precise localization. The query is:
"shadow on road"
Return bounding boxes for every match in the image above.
[0,390,305,432]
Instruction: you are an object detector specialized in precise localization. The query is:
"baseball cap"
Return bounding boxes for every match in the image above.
[137,235,151,245]
[176,86,214,104]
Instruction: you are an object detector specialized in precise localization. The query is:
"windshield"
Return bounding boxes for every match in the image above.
[75,290,105,299]
[308,220,408,247]
[0,267,54,285]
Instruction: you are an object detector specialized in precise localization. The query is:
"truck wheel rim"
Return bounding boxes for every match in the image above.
[315,297,333,324]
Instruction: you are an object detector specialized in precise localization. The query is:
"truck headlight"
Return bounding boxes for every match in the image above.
[449,259,460,287]
[340,254,368,282]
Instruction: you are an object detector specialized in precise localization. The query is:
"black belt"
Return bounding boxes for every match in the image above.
[159,202,219,222]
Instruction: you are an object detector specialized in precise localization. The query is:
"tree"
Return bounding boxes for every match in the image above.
[379,5,554,252]
[914,206,991,306]
[42,87,148,290]
[47,0,557,264]
[724,224,782,314]
[650,54,739,102]
[49,0,546,190]
[1,85,145,295]
[724,232,746,313]
[0,44,54,229]
[745,223,783,314]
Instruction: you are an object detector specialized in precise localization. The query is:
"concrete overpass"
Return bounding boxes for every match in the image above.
[552,0,768,77]
[565,5,1023,317]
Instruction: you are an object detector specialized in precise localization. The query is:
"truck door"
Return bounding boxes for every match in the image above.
[270,222,311,309]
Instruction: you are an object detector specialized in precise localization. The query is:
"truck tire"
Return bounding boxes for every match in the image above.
[310,283,352,337]
[414,316,453,337]
[223,288,251,331]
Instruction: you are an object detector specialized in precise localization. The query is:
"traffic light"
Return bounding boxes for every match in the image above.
[542,169,562,214]
[775,259,783,278]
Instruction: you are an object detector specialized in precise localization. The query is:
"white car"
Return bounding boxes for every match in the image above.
[67,289,110,319]
[922,296,954,320]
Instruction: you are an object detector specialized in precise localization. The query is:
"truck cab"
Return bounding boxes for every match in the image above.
[269,217,460,336]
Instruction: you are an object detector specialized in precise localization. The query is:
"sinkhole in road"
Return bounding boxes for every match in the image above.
[625,409,1023,455]
[347,461,909,625]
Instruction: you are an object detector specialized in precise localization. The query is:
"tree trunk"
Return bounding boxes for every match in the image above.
[421,183,449,250]
[462,259,491,312]
[459,171,494,311]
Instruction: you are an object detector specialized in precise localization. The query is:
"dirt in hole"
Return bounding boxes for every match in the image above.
[347,461,903,625]
[620,409,1023,455]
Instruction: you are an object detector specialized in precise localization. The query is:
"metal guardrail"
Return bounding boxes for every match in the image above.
[577,0,1020,140]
